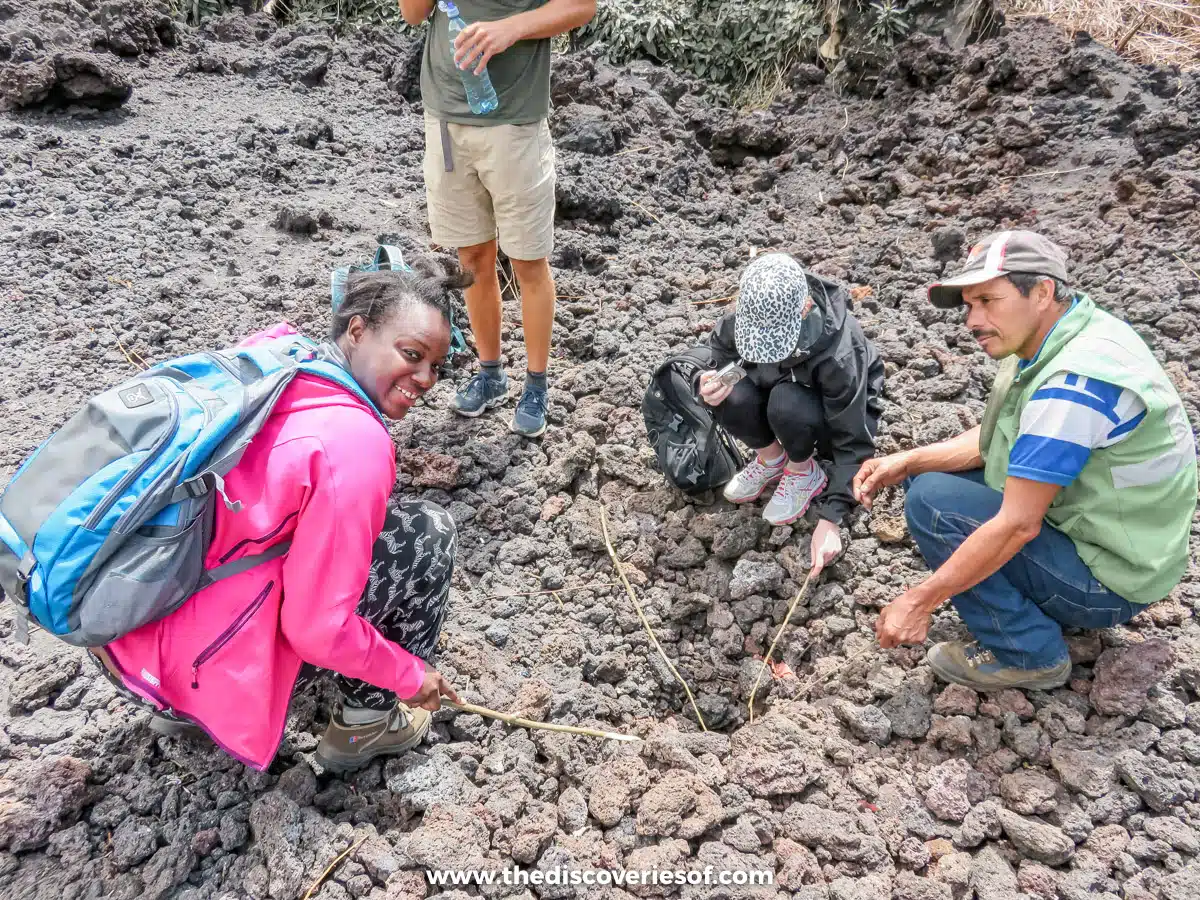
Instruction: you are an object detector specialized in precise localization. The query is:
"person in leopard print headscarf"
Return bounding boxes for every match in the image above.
[699,253,884,574]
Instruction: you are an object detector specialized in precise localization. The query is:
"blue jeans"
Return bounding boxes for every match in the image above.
[904,470,1139,670]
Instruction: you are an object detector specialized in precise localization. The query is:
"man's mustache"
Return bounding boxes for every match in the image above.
[971,329,998,340]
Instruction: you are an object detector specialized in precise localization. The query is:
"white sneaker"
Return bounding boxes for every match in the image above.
[763,461,828,525]
[723,455,787,503]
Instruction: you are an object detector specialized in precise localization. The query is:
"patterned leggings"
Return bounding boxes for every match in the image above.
[293,499,457,711]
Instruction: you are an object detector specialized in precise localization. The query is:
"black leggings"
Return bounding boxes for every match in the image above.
[293,499,456,711]
[715,377,825,462]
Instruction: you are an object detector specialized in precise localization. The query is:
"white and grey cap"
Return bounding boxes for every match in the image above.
[734,254,813,364]
[928,230,1070,308]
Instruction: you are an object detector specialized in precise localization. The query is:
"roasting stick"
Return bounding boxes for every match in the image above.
[444,700,640,742]
[302,837,368,900]
[748,572,815,723]
[599,506,709,731]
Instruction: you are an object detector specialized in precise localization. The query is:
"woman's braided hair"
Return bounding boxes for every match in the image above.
[330,256,473,340]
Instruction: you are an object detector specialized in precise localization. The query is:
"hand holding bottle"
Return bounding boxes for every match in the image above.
[453,19,519,76]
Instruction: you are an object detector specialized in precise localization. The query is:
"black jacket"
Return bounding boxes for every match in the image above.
[708,272,885,526]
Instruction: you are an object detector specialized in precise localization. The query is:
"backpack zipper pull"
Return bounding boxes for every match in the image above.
[191,665,199,689]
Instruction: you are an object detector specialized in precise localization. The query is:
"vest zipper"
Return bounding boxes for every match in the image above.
[191,580,274,689]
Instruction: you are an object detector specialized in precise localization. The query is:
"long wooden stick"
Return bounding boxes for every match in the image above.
[599,507,708,731]
[748,572,814,723]
[1001,165,1091,180]
[445,700,639,742]
[302,836,368,900]
[691,294,735,306]
[1173,253,1200,284]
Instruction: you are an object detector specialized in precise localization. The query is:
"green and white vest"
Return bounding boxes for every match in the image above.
[979,295,1198,604]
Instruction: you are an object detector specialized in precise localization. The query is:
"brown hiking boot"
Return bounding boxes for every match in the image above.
[314,703,431,774]
[926,641,1071,692]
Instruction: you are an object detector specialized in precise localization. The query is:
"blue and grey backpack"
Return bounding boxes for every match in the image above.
[0,334,381,648]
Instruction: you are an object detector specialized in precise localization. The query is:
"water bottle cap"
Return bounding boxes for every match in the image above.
[438,1,459,14]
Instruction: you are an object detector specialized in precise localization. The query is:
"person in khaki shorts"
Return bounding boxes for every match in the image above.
[400,0,597,437]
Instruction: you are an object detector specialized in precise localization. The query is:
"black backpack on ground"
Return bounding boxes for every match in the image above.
[642,347,747,496]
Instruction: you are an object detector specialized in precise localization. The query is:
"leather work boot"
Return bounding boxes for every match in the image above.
[926,641,1071,691]
[315,702,431,774]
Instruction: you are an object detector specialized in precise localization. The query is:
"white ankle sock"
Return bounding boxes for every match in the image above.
[758,450,785,467]
[341,704,393,725]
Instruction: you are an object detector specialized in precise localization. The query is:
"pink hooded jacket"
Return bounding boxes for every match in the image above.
[104,324,426,770]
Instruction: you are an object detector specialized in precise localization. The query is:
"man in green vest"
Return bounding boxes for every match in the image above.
[400,0,596,438]
[854,230,1197,690]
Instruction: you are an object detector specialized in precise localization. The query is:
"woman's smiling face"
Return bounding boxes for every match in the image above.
[342,302,451,420]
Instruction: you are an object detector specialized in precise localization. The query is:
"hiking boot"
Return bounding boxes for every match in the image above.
[511,384,548,438]
[315,703,431,774]
[723,454,787,503]
[149,712,205,739]
[762,461,828,525]
[453,370,509,417]
[926,641,1072,692]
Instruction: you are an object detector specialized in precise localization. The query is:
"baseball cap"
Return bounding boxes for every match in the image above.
[734,254,814,364]
[928,230,1070,308]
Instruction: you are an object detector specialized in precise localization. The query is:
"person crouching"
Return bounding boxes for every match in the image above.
[699,253,885,575]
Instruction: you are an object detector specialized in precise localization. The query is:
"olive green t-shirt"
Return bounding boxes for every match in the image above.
[421,0,551,126]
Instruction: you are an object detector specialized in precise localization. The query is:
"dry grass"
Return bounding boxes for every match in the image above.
[736,64,790,111]
[1006,0,1200,70]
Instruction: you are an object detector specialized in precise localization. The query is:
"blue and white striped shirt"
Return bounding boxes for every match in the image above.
[1009,371,1147,486]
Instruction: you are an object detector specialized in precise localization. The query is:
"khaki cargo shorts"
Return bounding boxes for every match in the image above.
[423,114,556,261]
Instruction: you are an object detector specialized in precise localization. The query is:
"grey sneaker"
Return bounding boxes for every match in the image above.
[453,370,509,417]
[723,455,786,503]
[762,462,828,526]
[511,384,548,438]
[926,641,1071,691]
[315,703,431,774]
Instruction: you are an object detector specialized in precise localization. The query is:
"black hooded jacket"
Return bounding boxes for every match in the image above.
[707,272,885,526]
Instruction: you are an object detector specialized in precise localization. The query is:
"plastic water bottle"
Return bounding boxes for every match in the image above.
[439,1,499,115]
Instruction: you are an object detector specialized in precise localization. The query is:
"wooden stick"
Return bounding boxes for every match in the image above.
[1001,165,1091,180]
[628,199,662,225]
[445,700,640,742]
[481,582,620,601]
[797,643,881,698]
[691,294,735,306]
[599,506,708,731]
[1116,12,1151,53]
[552,591,564,611]
[1172,253,1200,284]
[117,338,147,371]
[302,836,368,900]
[615,146,651,157]
[748,572,814,723]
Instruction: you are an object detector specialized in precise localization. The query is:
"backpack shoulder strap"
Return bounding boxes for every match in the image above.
[374,245,409,271]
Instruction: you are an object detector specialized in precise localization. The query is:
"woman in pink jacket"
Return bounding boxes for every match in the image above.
[92,266,465,773]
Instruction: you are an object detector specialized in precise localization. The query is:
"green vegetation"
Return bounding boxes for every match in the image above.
[172,0,918,103]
